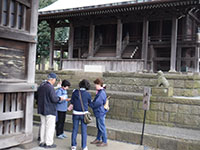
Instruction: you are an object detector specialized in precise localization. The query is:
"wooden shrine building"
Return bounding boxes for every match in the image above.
[39,0,200,72]
[0,0,38,149]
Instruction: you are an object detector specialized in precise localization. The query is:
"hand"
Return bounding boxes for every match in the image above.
[60,96,65,101]
[68,104,73,111]
[66,98,71,101]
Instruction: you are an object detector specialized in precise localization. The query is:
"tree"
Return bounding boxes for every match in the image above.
[36,0,57,67]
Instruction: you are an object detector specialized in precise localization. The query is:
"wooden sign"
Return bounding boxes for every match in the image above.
[143,87,151,110]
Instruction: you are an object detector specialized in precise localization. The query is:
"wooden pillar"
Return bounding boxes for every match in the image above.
[88,21,95,57]
[177,47,182,72]
[7,0,11,27]
[142,18,149,71]
[26,0,39,134]
[116,19,123,58]
[59,46,63,70]
[149,45,154,72]
[194,46,199,72]
[169,17,178,72]
[0,0,2,26]
[49,24,55,70]
[68,22,74,59]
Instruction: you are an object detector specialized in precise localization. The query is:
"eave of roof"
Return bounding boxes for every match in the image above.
[39,0,200,20]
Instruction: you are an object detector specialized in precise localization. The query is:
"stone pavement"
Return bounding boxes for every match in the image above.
[6,125,159,150]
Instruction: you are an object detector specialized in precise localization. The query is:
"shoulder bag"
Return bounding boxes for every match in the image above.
[79,90,92,124]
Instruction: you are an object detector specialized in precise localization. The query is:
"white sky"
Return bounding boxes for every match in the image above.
[39,0,136,12]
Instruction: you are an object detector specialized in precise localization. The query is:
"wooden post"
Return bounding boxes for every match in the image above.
[116,19,123,58]
[68,22,74,59]
[0,0,2,26]
[7,0,11,27]
[142,18,149,71]
[59,46,63,70]
[177,47,182,72]
[149,45,154,72]
[169,17,178,72]
[26,0,39,135]
[195,46,200,72]
[49,23,55,70]
[88,21,95,57]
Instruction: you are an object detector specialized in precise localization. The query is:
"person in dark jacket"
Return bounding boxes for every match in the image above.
[70,79,92,150]
[90,78,108,147]
[37,73,64,148]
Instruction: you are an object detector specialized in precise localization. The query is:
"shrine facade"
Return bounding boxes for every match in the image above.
[39,0,200,72]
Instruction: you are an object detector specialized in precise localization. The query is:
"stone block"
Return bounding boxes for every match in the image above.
[152,87,173,97]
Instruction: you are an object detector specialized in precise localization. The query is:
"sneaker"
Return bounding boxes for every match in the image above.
[57,134,64,139]
[62,133,67,138]
[39,143,46,147]
[71,146,76,150]
[45,144,57,148]
[82,146,88,150]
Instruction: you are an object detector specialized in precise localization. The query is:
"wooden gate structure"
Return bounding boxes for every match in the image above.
[0,0,38,149]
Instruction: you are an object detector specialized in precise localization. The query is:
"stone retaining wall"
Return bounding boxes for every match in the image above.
[35,71,200,129]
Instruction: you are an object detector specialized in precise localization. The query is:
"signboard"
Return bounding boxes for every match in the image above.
[143,87,151,110]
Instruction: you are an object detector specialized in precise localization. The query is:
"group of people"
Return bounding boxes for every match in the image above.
[36,73,108,150]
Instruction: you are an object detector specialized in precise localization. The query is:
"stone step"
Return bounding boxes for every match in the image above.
[33,112,200,150]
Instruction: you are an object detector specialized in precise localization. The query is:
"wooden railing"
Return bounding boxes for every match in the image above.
[62,58,144,72]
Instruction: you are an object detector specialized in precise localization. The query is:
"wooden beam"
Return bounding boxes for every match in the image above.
[16,0,31,8]
[116,18,123,58]
[169,17,178,72]
[141,18,149,71]
[177,47,182,72]
[88,21,95,57]
[0,83,37,93]
[0,111,24,121]
[0,133,32,149]
[0,26,37,43]
[68,23,74,59]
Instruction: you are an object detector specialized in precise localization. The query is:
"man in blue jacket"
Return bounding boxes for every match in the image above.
[37,73,64,148]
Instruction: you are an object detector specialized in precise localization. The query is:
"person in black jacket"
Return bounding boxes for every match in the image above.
[70,79,92,150]
[37,73,64,148]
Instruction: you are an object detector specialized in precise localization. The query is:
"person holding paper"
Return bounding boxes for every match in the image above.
[56,80,71,139]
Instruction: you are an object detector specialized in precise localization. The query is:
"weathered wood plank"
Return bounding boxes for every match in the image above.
[0,0,3,26]
[0,111,23,121]
[16,93,22,133]
[0,83,37,93]
[16,0,31,8]
[10,93,17,133]
[4,94,11,134]
[0,26,37,43]
[0,133,33,149]
[0,94,4,135]
[24,93,33,133]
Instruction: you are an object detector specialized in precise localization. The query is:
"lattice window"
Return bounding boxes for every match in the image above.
[0,0,30,30]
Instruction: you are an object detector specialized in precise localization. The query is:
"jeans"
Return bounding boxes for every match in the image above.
[96,115,107,143]
[56,111,66,136]
[71,115,87,149]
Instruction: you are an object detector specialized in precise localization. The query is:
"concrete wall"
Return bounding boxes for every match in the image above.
[36,71,200,129]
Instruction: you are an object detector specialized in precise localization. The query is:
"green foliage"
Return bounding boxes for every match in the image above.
[37,0,69,66]
[36,0,57,64]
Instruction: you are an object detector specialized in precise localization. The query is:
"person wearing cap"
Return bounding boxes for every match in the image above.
[37,73,65,148]
[56,80,71,139]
